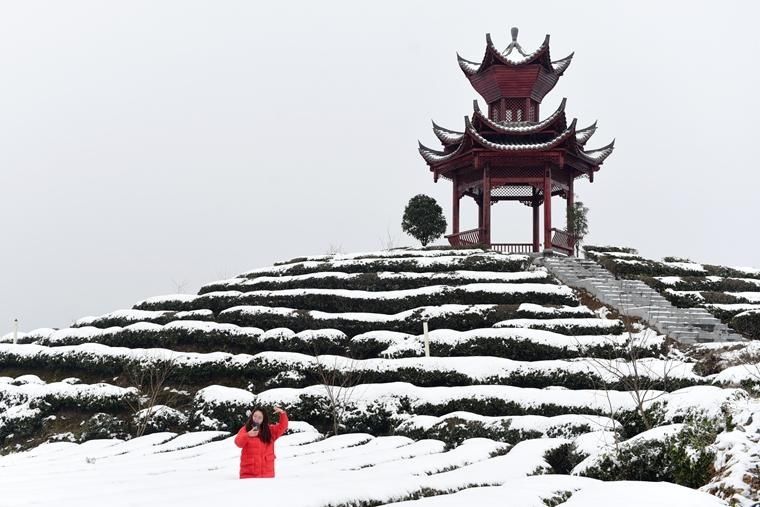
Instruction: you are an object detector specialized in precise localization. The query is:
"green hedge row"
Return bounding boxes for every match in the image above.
[646,276,760,293]
[218,305,519,335]
[597,257,705,279]
[241,253,530,279]
[0,387,138,442]
[731,311,760,339]
[133,285,577,316]
[348,334,664,361]
[37,326,350,356]
[254,393,663,439]
[71,310,214,329]
[197,271,554,295]
[394,417,538,449]
[583,246,639,254]
[706,305,760,323]
[0,347,698,393]
[34,320,631,360]
[272,247,484,267]
[494,320,625,336]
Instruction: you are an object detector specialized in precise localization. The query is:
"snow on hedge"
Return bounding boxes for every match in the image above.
[190,283,576,313]
[0,377,136,406]
[493,317,624,334]
[134,294,200,307]
[200,268,552,293]
[227,282,574,301]
[560,481,727,507]
[0,343,702,389]
[0,377,137,439]
[725,292,760,303]
[732,266,760,276]
[655,276,684,286]
[571,423,685,476]
[42,320,266,346]
[516,303,594,317]
[396,411,621,436]
[351,327,665,359]
[221,303,501,325]
[706,303,760,313]
[700,397,760,505]
[73,309,176,328]
[665,289,705,301]
[662,261,706,273]
[241,251,530,278]
[248,382,743,422]
[275,247,488,265]
[711,361,760,384]
[0,331,29,344]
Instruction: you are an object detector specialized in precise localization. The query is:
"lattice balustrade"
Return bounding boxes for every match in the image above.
[551,228,574,255]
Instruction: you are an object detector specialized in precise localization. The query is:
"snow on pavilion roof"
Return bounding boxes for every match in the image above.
[418,100,614,169]
[456,32,573,78]
[471,98,568,134]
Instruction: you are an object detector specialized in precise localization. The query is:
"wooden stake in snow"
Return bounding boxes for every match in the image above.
[423,320,430,358]
[12,318,18,345]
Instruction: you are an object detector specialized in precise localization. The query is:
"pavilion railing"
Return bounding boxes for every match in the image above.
[551,228,575,256]
[490,243,534,254]
[445,228,484,246]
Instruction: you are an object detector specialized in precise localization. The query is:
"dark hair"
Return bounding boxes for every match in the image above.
[245,406,272,444]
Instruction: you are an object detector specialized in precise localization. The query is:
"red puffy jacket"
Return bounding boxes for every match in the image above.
[234,411,288,478]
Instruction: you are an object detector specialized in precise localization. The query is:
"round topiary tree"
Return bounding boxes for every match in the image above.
[402,194,447,246]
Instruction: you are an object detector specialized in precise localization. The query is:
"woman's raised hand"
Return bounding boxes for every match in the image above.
[273,406,284,414]
[247,427,259,437]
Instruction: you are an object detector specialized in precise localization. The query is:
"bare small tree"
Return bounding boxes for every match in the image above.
[308,345,362,436]
[575,293,679,443]
[171,277,188,294]
[125,352,183,437]
[587,322,678,432]
[325,243,344,256]
[379,227,397,251]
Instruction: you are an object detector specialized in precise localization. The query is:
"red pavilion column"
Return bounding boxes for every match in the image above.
[477,197,483,231]
[532,187,540,252]
[567,177,575,256]
[482,165,491,246]
[452,175,460,237]
[543,166,552,252]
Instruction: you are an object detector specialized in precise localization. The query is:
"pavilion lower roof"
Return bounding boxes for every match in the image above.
[418,100,614,172]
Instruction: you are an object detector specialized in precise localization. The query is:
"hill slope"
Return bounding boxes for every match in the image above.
[1,247,759,506]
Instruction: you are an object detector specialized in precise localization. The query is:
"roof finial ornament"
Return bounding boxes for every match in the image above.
[504,26,529,57]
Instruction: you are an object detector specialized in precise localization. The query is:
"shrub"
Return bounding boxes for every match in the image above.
[582,416,718,487]
[132,405,188,434]
[396,417,533,449]
[402,194,447,246]
[582,245,638,254]
[731,310,760,339]
[544,442,587,474]
[81,412,130,440]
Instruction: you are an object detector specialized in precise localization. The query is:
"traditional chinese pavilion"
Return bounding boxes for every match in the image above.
[418,28,614,255]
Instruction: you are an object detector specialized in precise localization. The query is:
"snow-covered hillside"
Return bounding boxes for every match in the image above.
[1,247,759,506]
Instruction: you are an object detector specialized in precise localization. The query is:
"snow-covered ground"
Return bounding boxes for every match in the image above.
[0,426,730,507]
[2,246,759,506]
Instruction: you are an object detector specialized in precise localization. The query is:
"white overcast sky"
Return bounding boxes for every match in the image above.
[1,1,758,332]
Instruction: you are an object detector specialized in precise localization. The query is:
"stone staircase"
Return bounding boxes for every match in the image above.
[540,255,746,344]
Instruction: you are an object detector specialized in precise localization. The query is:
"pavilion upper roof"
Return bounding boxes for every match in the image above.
[457,32,573,77]
[456,28,574,104]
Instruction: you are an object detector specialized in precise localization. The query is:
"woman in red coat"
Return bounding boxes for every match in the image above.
[234,405,288,478]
